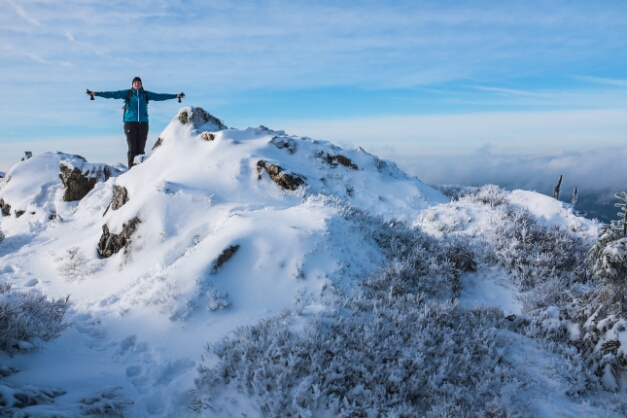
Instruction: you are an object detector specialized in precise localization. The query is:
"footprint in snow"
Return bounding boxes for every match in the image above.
[113,335,195,413]
[23,278,39,287]
[71,311,109,349]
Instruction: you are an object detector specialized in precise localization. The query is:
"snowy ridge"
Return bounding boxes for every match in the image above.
[0,109,626,417]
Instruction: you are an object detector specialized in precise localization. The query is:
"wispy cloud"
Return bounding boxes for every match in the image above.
[468,86,535,96]
[576,76,627,87]
[6,0,40,26]
[277,109,627,155]
[21,51,46,63]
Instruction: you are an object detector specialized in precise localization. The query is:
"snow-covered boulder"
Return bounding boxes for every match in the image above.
[0,153,123,219]
[97,216,140,258]
[109,185,129,211]
[59,157,122,202]
[256,160,306,190]
[177,106,227,131]
[0,198,10,216]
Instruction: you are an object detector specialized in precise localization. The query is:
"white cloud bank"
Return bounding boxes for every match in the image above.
[278,109,627,156]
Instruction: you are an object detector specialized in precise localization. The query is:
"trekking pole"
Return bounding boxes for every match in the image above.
[86,89,94,100]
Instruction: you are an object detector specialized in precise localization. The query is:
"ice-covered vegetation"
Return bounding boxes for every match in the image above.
[0,281,70,354]
[194,185,627,417]
[0,282,70,415]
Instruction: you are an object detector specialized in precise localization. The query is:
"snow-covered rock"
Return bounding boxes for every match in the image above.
[59,157,123,201]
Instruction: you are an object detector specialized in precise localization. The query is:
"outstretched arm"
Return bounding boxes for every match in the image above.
[86,90,129,99]
[145,91,185,101]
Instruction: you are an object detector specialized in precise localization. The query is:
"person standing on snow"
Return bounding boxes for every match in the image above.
[86,77,184,168]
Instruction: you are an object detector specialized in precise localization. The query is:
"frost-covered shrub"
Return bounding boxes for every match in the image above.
[473,184,507,207]
[0,382,65,414]
[206,290,230,311]
[489,208,586,292]
[435,184,507,207]
[433,184,481,201]
[362,232,477,300]
[80,386,134,417]
[471,191,627,392]
[0,282,70,354]
[587,193,627,290]
[338,204,477,299]
[57,247,98,282]
[195,301,526,417]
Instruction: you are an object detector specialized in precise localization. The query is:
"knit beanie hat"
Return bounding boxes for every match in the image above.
[132,77,142,84]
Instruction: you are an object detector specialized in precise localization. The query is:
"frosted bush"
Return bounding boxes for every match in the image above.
[489,208,586,292]
[433,184,481,201]
[344,208,476,300]
[57,247,98,282]
[206,290,230,311]
[0,382,65,414]
[587,225,627,290]
[195,300,526,417]
[467,188,627,392]
[80,386,134,417]
[473,184,507,207]
[435,184,507,207]
[0,281,70,354]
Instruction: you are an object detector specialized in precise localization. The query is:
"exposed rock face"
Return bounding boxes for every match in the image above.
[110,186,129,211]
[0,199,10,216]
[97,217,141,258]
[178,107,227,131]
[59,161,115,202]
[212,245,240,273]
[200,132,215,141]
[256,161,305,190]
[319,152,359,170]
[152,138,163,150]
[15,210,25,218]
[373,157,387,172]
[270,136,296,154]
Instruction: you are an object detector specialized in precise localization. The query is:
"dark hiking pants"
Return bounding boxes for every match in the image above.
[124,122,149,169]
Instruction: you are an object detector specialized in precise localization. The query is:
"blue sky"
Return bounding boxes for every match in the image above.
[1,0,626,174]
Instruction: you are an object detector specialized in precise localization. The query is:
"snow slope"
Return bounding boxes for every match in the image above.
[0,108,624,417]
[0,108,446,416]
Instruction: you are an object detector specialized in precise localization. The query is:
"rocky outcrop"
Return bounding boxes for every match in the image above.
[211,245,240,274]
[319,153,359,170]
[200,132,215,141]
[0,199,10,216]
[178,107,227,131]
[97,217,140,258]
[152,138,163,150]
[59,160,119,202]
[256,161,305,190]
[110,186,129,211]
[270,136,296,154]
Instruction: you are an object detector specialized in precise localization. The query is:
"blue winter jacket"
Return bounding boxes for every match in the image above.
[94,88,177,123]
